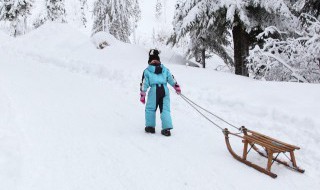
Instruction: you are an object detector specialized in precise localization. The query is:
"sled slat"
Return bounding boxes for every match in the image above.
[243,135,287,152]
[247,129,300,150]
[251,133,296,151]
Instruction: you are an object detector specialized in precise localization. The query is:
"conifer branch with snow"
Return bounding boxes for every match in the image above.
[0,0,34,37]
[248,14,320,83]
[46,0,66,23]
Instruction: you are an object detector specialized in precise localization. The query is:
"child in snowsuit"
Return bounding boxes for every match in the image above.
[140,49,181,136]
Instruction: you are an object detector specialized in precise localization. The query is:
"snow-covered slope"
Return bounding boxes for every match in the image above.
[1,24,320,190]
[0,30,9,43]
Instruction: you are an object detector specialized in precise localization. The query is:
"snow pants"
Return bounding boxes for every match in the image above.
[145,84,173,129]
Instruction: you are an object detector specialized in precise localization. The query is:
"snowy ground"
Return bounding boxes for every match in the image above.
[1,24,320,190]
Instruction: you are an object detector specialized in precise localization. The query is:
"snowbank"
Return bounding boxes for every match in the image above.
[6,23,189,79]
[91,31,119,49]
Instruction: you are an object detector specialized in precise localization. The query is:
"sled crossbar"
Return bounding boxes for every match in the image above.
[223,127,305,178]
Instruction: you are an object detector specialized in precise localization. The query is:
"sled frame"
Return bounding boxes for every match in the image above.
[223,127,305,178]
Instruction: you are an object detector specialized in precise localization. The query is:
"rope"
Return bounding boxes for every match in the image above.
[179,94,224,131]
[179,93,240,131]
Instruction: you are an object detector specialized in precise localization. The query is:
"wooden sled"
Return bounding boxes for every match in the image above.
[223,126,305,178]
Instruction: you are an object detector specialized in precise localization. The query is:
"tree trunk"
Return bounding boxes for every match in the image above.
[201,48,206,68]
[232,16,249,76]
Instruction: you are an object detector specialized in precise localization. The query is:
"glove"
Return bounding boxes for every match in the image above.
[174,84,181,94]
[140,91,146,104]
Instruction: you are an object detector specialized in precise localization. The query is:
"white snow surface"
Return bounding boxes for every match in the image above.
[0,23,320,190]
[0,30,9,42]
[91,31,119,48]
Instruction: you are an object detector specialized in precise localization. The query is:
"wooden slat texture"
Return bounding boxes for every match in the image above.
[243,135,287,152]
[247,129,300,150]
[250,133,295,151]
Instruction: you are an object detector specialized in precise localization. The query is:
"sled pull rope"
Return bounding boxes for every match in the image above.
[179,94,223,130]
[179,93,240,131]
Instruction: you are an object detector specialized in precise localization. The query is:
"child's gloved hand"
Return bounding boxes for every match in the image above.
[174,84,181,94]
[140,91,146,104]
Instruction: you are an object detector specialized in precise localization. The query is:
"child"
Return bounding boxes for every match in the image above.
[140,49,181,136]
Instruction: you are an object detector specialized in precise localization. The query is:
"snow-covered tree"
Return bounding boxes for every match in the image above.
[92,0,141,43]
[169,0,296,74]
[92,0,109,34]
[46,0,66,23]
[0,0,33,37]
[155,0,162,20]
[130,0,140,43]
[33,9,47,29]
[286,0,320,18]
[301,0,320,19]
[33,0,66,29]
[79,0,88,27]
[168,1,232,68]
[248,14,320,83]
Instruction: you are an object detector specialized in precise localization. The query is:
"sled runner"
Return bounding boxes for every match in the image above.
[223,126,305,178]
[179,94,305,178]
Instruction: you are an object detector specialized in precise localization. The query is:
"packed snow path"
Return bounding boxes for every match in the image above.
[1,24,320,190]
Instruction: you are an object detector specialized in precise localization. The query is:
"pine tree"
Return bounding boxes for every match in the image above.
[169,0,296,75]
[92,0,141,43]
[33,0,66,29]
[46,0,66,23]
[301,0,320,19]
[79,0,88,28]
[169,0,232,68]
[0,0,34,37]
[92,0,109,34]
[227,0,296,76]
[129,0,140,43]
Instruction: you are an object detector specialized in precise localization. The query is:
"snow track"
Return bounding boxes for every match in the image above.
[0,24,320,189]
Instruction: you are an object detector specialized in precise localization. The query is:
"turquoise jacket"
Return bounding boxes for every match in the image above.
[141,64,176,92]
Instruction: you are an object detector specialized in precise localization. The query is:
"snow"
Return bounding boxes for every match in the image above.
[91,31,120,48]
[0,30,9,42]
[1,23,320,189]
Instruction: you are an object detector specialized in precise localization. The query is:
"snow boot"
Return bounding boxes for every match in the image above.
[145,127,155,134]
[161,129,171,137]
